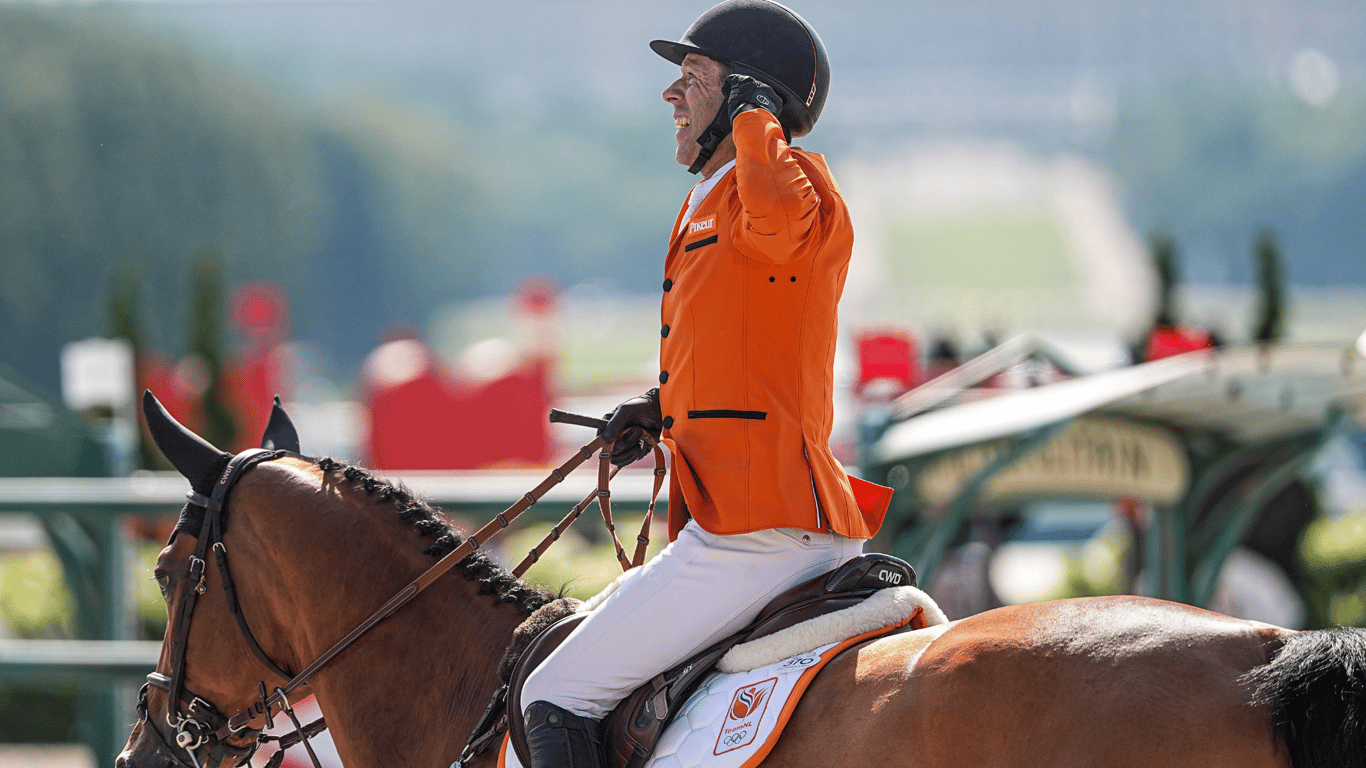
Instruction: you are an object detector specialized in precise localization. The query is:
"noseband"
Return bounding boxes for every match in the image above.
[135,424,663,768]
[135,672,267,768]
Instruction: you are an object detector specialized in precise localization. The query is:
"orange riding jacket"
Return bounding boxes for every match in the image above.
[657,109,891,541]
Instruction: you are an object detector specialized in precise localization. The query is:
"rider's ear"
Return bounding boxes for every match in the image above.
[142,389,232,495]
[261,395,301,453]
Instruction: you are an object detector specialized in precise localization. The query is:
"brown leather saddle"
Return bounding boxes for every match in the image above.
[503,553,916,768]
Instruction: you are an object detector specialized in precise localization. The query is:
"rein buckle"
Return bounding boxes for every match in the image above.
[189,555,207,595]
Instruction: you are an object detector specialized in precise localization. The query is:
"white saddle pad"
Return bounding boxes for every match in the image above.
[501,586,946,768]
[501,640,842,768]
[640,639,845,768]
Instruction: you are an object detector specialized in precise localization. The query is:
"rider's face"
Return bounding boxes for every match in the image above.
[663,54,730,172]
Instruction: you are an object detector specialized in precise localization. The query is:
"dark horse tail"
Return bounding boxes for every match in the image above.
[1244,627,1366,767]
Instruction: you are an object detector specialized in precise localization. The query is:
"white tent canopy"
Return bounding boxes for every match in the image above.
[871,343,1366,466]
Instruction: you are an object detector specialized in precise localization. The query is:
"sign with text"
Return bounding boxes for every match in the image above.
[918,416,1189,505]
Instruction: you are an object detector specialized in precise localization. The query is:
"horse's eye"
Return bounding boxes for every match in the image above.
[153,569,169,598]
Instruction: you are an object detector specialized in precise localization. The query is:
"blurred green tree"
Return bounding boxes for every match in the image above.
[0,6,321,390]
[1252,228,1287,344]
[1150,231,1181,328]
[0,2,696,395]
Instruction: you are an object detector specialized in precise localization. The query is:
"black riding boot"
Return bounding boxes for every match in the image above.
[523,700,606,768]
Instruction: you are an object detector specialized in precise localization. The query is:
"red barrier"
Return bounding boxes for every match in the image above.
[363,337,552,470]
[855,329,920,395]
[1145,325,1215,361]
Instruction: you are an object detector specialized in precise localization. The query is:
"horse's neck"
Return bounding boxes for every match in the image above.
[244,469,526,768]
[306,573,523,768]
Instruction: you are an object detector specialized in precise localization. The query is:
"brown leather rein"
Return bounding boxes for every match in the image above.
[139,413,664,768]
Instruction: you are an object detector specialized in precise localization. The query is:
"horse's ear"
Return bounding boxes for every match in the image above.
[261,395,301,453]
[141,390,231,495]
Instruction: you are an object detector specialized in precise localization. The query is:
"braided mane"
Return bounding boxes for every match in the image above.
[315,457,555,616]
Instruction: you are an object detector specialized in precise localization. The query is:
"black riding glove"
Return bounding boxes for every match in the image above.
[723,73,785,124]
[600,388,663,467]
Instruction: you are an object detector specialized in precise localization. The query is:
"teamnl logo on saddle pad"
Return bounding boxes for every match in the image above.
[715,677,778,755]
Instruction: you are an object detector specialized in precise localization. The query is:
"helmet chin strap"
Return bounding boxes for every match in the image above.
[687,106,732,175]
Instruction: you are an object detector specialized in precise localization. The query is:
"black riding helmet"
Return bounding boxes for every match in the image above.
[651,0,830,139]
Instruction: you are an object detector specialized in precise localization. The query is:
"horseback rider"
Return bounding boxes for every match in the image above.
[519,2,891,765]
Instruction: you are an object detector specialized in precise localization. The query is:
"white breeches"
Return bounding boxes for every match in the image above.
[520,520,865,719]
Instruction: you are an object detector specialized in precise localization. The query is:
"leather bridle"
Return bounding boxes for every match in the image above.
[134,421,665,768]
[136,447,297,768]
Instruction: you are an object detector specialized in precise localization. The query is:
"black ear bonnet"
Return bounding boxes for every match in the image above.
[260,396,301,453]
[141,390,302,544]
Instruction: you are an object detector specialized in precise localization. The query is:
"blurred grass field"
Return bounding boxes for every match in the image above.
[886,216,1078,292]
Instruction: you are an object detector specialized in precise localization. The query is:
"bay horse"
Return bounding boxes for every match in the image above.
[117,393,1366,768]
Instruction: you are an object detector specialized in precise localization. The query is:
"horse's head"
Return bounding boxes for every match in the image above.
[118,391,302,768]
[120,390,563,768]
